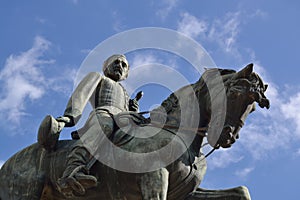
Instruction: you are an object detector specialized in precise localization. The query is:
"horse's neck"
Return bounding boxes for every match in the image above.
[185,135,202,157]
[162,85,210,154]
[164,84,210,127]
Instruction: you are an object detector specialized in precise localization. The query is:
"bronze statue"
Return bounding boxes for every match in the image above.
[0,62,270,200]
[55,54,140,196]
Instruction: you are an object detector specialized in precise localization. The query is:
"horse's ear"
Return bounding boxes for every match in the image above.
[245,63,253,72]
[235,63,253,79]
[264,84,268,91]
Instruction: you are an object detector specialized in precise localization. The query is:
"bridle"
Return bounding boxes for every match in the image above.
[143,76,257,158]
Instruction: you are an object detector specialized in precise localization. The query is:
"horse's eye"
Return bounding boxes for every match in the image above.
[228,89,237,97]
[122,61,128,68]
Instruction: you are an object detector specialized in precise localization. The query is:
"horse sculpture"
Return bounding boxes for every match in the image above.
[0,64,270,200]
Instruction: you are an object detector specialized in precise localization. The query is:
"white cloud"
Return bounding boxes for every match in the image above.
[239,122,290,160]
[177,10,267,58]
[156,0,179,19]
[235,167,255,178]
[112,11,127,32]
[208,12,241,53]
[0,36,75,127]
[281,92,300,136]
[207,149,244,169]
[129,53,161,69]
[47,67,77,95]
[0,36,54,124]
[249,9,268,20]
[176,11,242,56]
[177,12,207,38]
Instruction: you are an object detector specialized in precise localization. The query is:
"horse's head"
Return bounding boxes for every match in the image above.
[150,63,269,150]
[206,63,270,148]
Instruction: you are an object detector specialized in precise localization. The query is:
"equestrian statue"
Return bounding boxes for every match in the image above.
[0,54,270,200]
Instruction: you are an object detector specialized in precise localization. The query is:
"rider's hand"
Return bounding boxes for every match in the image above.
[129,99,139,112]
[129,91,143,112]
[56,116,73,129]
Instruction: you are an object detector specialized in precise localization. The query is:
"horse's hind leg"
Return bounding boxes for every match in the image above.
[139,168,169,200]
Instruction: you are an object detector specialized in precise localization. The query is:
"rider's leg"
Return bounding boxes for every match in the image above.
[63,146,96,183]
[56,113,115,197]
[56,146,97,197]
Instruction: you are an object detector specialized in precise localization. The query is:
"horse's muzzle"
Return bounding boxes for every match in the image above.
[217,125,238,148]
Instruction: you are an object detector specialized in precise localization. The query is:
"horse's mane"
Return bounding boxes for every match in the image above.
[159,68,237,112]
[151,68,238,129]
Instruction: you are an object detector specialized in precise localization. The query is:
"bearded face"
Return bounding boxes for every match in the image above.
[103,55,129,81]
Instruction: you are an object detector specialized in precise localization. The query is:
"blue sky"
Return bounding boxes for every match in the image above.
[1,0,300,199]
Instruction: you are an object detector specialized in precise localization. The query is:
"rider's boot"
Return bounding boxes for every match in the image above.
[56,147,97,197]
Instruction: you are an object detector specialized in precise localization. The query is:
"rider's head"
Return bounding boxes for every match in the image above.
[103,54,129,82]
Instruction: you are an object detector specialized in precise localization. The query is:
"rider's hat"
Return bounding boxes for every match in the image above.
[37,115,60,151]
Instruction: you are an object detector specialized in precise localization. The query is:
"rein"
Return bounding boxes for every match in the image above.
[149,121,208,137]
[135,111,217,159]
[137,111,208,137]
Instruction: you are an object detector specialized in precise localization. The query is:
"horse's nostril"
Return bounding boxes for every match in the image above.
[223,126,233,134]
[230,136,236,144]
[217,126,234,148]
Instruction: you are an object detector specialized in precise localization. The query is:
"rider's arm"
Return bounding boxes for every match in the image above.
[62,72,102,126]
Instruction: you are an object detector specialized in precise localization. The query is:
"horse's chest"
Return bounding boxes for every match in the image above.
[167,157,207,199]
[169,162,191,182]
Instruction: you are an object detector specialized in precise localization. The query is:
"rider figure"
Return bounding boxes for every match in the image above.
[56,54,139,196]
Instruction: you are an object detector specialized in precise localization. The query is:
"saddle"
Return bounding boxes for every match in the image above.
[72,111,150,145]
[37,112,150,150]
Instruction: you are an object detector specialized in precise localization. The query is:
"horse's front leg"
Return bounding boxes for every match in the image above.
[139,168,169,200]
